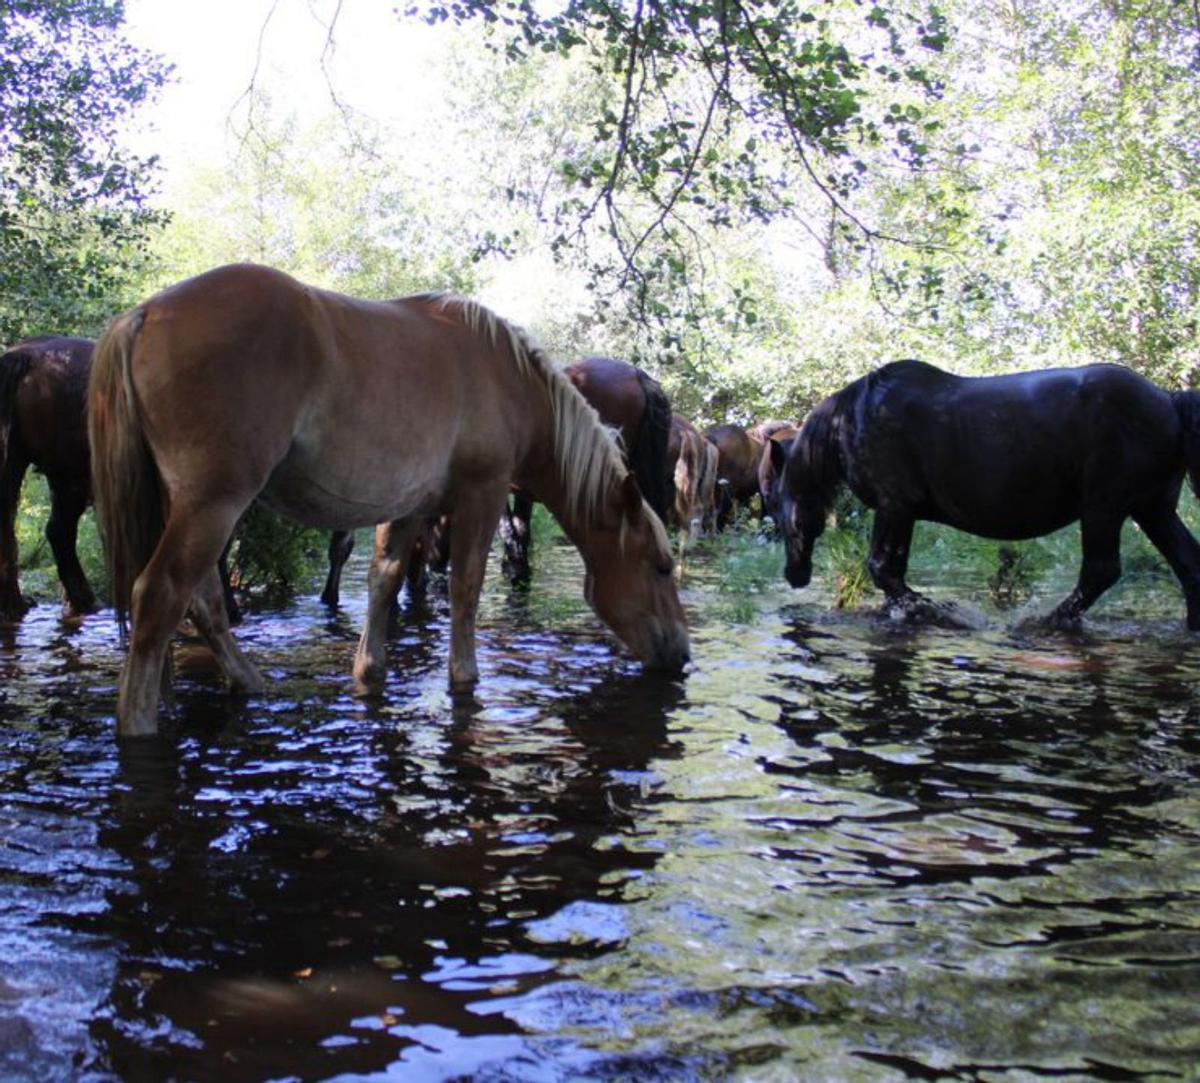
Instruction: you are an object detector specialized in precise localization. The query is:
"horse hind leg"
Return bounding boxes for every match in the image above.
[1047,514,1123,630]
[188,565,264,693]
[45,475,97,617]
[118,501,247,736]
[1133,505,1200,630]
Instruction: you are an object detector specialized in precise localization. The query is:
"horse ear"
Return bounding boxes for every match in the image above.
[769,438,788,473]
[622,473,644,521]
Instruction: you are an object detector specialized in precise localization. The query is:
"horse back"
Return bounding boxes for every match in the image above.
[703,423,761,500]
[565,356,673,520]
[852,361,1181,538]
[128,265,532,529]
[1,336,93,478]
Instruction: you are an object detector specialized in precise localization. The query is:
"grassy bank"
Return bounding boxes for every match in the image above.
[694,487,1200,622]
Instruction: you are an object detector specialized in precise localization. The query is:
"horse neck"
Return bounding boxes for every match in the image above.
[795,398,845,514]
[515,373,628,560]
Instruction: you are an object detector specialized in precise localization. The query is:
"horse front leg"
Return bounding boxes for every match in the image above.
[499,488,534,585]
[448,486,510,687]
[868,510,919,612]
[352,518,422,695]
[1135,505,1200,630]
[868,510,966,626]
[320,529,355,607]
[45,475,97,617]
[1047,514,1123,630]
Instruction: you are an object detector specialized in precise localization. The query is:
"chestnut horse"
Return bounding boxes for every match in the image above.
[773,359,1200,628]
[89,264,688,736]
[499,355,673,583]
[0,336,98,619]
[703,423,764,530]
[668,415,718,543]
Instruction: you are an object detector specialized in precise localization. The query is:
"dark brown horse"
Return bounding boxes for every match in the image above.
[89,264,688,736]
[499,355,673,583]
[0,336,98,619]
[773,359,1200,628]
[702,423,764,530]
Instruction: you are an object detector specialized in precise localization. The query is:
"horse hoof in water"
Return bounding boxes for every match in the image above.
[883,594,971,630]
[1042,609,1085,635]
[62,593,99,620]
[0,594,33,622]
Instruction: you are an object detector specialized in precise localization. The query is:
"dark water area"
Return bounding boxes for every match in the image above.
[1,536,1199,1081]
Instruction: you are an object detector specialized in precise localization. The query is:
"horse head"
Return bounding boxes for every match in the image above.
[774,437,828,590]
[762,435,795,534]
[582,473,690,673]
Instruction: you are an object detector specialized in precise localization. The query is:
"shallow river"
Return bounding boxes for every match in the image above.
[1,534,1198,1081]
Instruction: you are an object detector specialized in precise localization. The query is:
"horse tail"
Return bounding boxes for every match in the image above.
[695,436,719,532]
[88,308,162,631]
[1174,390,1200,499]
[0,344,36,484]
[632,369,673,522]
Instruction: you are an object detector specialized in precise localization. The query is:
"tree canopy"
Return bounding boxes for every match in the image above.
[406,0,950,325]
[0,0,170,341]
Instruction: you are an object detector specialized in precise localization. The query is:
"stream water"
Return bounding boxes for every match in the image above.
[1,534,1198,1080]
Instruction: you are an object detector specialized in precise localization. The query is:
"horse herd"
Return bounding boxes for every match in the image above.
[6,263,1200,736]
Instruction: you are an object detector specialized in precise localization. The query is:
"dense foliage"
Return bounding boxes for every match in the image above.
[0,0,170,342]
[405,0,949,344]
[1,2,169,604]
[393,0,1199,415]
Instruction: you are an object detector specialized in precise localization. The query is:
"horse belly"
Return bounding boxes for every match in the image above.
[259,444,444,531]
[925,473,1080,542]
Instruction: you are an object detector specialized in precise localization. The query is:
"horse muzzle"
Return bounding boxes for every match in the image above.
[785,556,812,590]
[637,620,690,674]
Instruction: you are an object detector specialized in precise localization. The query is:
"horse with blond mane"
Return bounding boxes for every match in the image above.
[88,264,689,736]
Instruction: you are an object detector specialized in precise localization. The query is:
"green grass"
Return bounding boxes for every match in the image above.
[808,486,1200,612]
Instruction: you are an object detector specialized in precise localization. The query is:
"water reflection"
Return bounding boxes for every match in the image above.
[0,551,1197,1079]
[82,641,686,1080]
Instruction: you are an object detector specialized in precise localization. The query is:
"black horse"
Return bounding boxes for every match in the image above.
[770,359,1200,628]
[0,336,98,619]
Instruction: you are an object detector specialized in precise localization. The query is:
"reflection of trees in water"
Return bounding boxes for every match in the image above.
[88,664,685,1079]
[769,617,1199,887]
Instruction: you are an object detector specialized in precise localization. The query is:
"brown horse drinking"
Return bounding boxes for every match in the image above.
[0,336,98,619]
[88,264,689,736]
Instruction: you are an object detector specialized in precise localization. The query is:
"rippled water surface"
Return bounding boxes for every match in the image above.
[2,535,1199,1081]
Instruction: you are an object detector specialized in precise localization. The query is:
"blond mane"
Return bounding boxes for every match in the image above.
[424,293,669,551]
